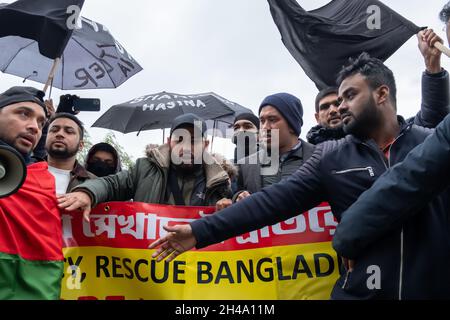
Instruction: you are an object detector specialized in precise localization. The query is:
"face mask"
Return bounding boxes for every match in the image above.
[86,160,116,177]
[232,131,258,160]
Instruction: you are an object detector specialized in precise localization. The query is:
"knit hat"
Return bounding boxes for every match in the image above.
[0,86,48,117]
[234,112,260,130]
[259,93,303,137]
[170,113,207,137]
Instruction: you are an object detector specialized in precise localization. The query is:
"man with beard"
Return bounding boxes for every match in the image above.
[45,113,96,195]
[306,28,448,145]
[0,87,66,299]
[58,114,231,216]
[148,52,450,299]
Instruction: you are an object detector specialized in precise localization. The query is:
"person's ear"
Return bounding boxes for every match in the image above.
[79,140,84,152]
[166,137,171,145]
[314,112,320,123]
[376,85,390,105]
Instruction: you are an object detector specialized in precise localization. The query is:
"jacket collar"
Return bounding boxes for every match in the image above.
[71,160,92,178]
[348,115,409,145]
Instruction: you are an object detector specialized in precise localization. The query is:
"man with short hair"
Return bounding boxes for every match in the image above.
[306,87,345,145]
[0,86,65,299]
[58,114,232,215]
[149,52,450,299]
[46,113,95,194]
[307,28,448,145]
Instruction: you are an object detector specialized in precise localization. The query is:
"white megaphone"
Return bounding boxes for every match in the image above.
[0,144,27,199]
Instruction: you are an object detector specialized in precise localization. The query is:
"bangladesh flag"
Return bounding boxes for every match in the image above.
[0,162,64,300]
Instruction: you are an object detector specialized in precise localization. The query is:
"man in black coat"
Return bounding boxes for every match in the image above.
[149,50,450,299]
[332,112,450,298]
[306,28,448,145]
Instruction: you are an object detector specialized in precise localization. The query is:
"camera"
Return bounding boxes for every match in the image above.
[56,94,101,114]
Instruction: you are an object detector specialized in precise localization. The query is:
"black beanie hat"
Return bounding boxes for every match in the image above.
[170,113,207,137]
[234,112,260,129]
[259,93,303,137]
[0,86,48,117]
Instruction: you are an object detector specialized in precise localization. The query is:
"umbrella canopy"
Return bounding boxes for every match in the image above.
[92,91,253,137]
[0,14,142,90]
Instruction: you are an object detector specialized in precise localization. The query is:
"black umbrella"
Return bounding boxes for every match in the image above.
[0,8,142,90]
[91,91,253,140]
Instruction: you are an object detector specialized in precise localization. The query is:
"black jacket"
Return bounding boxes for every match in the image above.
[333,113,450,300]
[190,117,444,300]
[234,139,314,196]
[306,70,449,145]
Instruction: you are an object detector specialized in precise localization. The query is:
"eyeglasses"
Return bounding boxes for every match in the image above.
[319,99,342,111]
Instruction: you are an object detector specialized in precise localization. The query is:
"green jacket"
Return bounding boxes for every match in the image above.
[72,144,232,207]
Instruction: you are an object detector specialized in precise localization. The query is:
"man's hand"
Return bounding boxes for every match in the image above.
[149,224,197,263]
[236,191,251,202]
[57,191,92,222]
[44,99,55,117]
[418,28,443,73]
[216,198,232,211]
[342,257,355,272]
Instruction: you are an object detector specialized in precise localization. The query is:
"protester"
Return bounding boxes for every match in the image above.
[307,28,448,145]
[231,112,259,163]
[306,87,346,145]
[85,142,122,177]
[149,51,450,299]
[46,113,96,194]
[58,113,232,214]
[440,1,450,45]
[331,112,450,300]
[0,86,65,299]
[215,93,314,211]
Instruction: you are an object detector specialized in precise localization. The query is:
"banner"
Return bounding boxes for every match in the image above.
[61,202,339,300]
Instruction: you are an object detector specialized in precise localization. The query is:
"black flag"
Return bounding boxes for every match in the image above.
[0,0,85,59]
[268,0,422,90]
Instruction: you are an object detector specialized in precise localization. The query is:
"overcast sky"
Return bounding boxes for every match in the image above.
[1,0,449,160]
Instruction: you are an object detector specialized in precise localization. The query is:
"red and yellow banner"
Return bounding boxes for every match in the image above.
[61,202,339,300]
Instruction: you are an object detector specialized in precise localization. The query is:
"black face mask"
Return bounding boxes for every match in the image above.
[86,160,116,177]
[232,131,258,160]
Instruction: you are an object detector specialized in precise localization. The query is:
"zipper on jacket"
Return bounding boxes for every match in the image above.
[386,134,406,301]
[364,132,406,300]
[332,167,375,177]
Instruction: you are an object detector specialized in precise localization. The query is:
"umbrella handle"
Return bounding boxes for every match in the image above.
[43,58,61,94]
[435,42,450,59]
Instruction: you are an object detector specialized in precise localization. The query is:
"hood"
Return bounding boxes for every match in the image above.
[85,142,122,173]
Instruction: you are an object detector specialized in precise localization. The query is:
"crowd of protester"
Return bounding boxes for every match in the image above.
[0,3,450,300]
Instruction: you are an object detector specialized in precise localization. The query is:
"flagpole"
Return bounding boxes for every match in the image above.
[43,58,61,94]
[434,42,450,58]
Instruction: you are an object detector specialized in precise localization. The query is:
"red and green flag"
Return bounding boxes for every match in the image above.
[0,162,64,300]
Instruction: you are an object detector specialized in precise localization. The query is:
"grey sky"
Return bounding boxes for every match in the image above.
[1,0,448,160]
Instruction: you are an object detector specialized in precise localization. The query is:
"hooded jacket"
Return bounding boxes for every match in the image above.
[85,142,122,174]
[189,117,449,299]
[72,144,231,207]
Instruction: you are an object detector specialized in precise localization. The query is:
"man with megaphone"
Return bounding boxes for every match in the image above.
[0,86,65,300]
